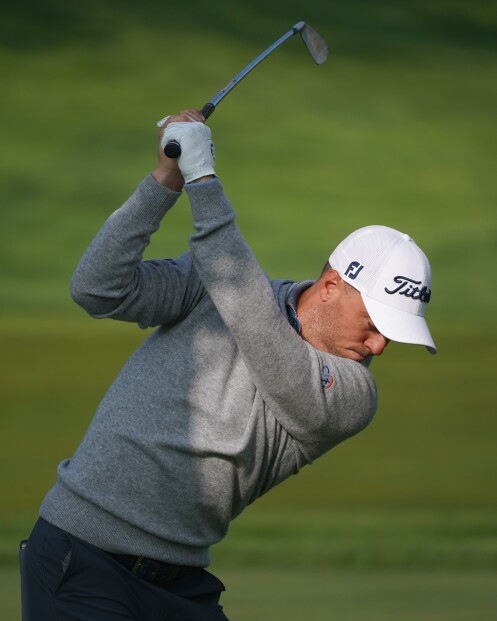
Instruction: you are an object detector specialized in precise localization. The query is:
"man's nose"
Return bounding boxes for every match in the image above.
[365,333,390,356]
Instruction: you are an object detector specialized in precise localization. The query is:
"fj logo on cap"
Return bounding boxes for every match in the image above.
[344,261,364,280]
[385,276,431,303]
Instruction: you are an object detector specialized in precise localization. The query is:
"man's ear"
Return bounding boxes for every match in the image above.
[319,268,342,301]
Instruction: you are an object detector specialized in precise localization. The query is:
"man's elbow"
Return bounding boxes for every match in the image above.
[70,275,114,317]
[70,270,86,302]
[70,283,97,316]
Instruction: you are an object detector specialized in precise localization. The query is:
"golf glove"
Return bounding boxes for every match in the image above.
[161,121,216,183]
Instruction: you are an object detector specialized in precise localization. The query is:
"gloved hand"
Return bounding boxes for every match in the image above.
[160,121,216,184]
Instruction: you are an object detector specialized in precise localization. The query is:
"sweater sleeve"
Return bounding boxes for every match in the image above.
[185,179,378,460]
[70,174,205,328]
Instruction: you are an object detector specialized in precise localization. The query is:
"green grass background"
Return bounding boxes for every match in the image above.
[1,0,496,618]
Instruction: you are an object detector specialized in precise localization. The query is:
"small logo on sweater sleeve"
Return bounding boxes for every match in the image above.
[320,364,334,390]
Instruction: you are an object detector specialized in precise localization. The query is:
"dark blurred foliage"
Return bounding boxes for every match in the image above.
[2,0,496,57]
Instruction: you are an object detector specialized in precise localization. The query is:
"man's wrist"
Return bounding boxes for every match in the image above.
[188,175,216,184]
[152,167,184,192]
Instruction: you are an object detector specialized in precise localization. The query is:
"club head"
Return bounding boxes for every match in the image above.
[294,21,328,64]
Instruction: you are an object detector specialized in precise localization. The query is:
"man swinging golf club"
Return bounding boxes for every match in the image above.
[20,107,436,620]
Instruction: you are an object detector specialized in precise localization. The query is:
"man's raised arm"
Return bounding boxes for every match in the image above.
[70,111,209,328]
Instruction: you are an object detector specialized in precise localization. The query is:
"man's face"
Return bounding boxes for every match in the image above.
[322,280,389,361]
[298,271,390,361]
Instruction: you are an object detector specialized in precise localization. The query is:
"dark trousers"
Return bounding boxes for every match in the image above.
[20,518,229,620]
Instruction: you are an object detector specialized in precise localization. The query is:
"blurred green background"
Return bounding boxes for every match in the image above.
[1,0,496,619]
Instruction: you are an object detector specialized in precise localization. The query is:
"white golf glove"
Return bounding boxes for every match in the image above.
[160,121,216,184]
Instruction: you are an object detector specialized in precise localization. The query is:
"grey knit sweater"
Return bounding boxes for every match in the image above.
[40,175,378,567]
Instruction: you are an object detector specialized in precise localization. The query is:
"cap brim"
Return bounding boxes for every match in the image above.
[361,294,437,355]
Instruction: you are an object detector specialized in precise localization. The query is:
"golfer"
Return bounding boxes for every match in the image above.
[21,109,436,620]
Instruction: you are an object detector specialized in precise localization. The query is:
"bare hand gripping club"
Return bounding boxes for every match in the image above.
[164,21,328,158]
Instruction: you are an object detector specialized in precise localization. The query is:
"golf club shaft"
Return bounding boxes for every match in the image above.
[164,22,306,158]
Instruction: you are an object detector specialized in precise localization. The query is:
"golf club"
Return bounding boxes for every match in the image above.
[163,21,328,158]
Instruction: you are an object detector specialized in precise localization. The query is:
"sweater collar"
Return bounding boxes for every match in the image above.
[286,280,314,334]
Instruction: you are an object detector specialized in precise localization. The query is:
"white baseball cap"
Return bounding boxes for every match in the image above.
[329,225,436,354]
